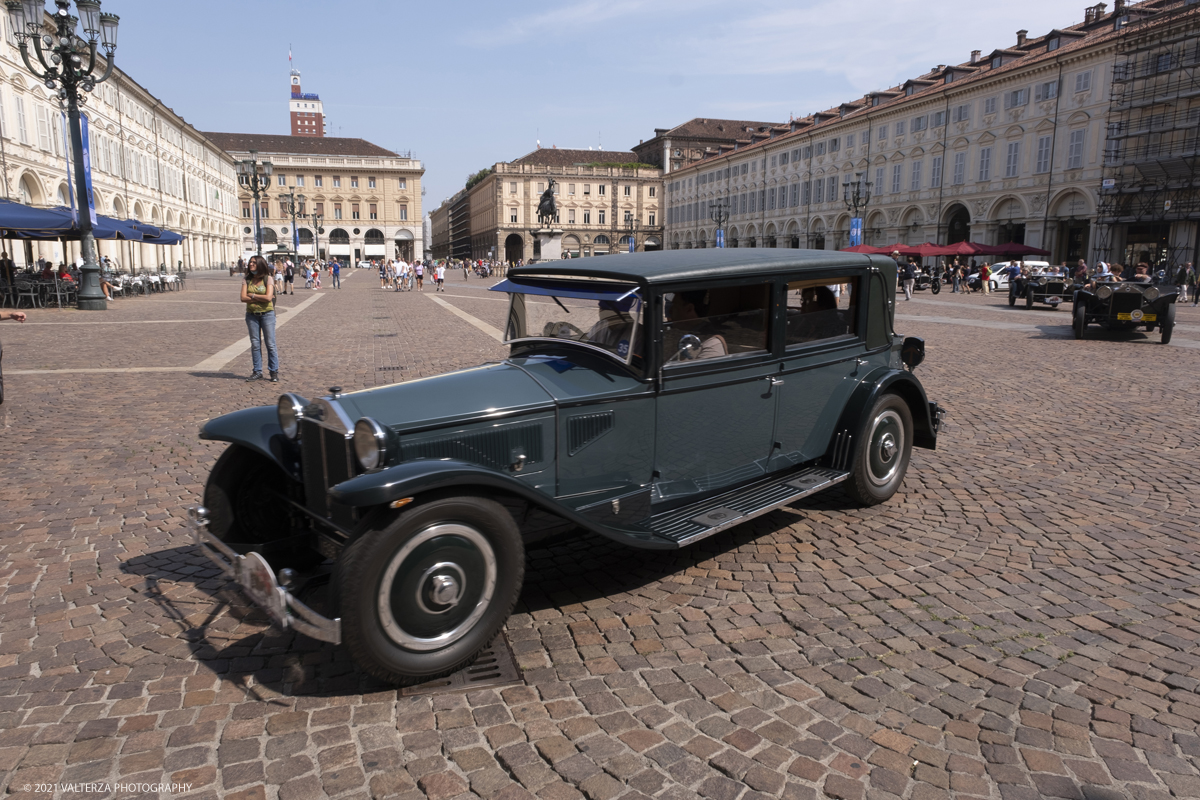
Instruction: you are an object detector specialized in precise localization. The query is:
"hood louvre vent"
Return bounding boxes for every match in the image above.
[403,423,543,470]
[567,411,614,456]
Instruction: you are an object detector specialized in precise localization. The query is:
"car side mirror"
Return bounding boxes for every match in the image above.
[901,336,925,370]
[679,333,702,360]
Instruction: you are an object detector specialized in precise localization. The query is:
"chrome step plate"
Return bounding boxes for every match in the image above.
[650,466,849,547]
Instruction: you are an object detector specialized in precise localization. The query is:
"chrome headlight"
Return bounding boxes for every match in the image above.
[1096,285,1113,300]
[1037,277,1048,286]
[277,393,307,440]
[1144,286,1160,301]
[353,418,388,471]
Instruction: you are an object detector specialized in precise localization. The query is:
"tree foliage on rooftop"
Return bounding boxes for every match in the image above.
[584,162,657,170]
[465,168,493,190]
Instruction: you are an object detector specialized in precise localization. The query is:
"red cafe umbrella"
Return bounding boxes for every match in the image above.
[925,241,989,257]
[840,244,881,253]
[877,243,924,257]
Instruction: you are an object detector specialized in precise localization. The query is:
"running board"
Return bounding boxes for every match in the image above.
[648,466,849,547]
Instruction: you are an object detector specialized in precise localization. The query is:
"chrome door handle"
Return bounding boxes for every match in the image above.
[767,377,784,386]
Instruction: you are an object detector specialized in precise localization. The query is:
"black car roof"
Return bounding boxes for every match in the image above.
[508,249,882,286]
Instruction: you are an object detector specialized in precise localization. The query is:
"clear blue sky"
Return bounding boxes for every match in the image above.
[113,0,1093,211]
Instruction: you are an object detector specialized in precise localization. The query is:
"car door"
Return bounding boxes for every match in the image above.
[771,273,872,470]
[654,282,778,501]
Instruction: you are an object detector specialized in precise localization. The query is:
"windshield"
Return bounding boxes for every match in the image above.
[496,280,643,365]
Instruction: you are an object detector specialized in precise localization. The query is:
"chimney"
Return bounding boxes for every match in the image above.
[971,49,981,62]
[1084,7,1094,23]
[1016,29,1028,46]
[1114,0,1125,12]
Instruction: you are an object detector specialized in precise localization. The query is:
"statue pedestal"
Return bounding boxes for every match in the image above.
[532,228,563,262]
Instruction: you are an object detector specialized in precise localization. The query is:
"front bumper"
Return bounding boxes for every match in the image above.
[188,506,341,644]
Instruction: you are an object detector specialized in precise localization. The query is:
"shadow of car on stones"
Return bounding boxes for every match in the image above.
[118,492,878,695]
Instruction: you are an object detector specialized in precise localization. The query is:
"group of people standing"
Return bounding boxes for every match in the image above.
[377,259,440,292]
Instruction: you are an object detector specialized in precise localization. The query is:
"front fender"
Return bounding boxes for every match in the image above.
[833,368,940,456]
[328,459,674,550]
[199,406,293,472]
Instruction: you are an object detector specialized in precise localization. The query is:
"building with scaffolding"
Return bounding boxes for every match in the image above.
[661,0,1200,268]
[1095,0,1200,272]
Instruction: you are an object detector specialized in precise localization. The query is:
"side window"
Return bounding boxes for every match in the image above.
[784,277,859,348]
[663,284,770,366]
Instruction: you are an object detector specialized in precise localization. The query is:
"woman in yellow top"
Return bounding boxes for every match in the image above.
[240,255,279,382]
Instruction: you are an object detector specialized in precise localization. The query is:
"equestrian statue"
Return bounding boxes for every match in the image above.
[536,178,557,227]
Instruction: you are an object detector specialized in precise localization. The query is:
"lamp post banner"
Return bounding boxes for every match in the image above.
[716,229,725,248]
[850,217,863,247]
[61,112,77,224]
[80,113,97,227]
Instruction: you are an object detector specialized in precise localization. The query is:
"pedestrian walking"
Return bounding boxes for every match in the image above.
[415,261,424,292]
[283,260,295,294]
[240,255,278,383]
[435,262,446,292]
[895,251,915,301]
[980,263,991,295]
[331,259,341,289]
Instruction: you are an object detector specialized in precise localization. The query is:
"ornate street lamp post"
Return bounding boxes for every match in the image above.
[842,172,871,247]
[280,190,305,258]
[236,151,272,257]
[708,198,729,248]
[7,0,119,310]
[623,212,640,254]
[308,210,323,262]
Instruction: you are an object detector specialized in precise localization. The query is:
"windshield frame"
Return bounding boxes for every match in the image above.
[495,278,644,367]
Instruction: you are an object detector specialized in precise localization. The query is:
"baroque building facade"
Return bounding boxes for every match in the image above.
[0,15,239,270]
[458,148,663,262]
[207,133,424,264]
[664,0,1200,269]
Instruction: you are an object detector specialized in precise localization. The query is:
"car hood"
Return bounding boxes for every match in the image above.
[332,361,556,434]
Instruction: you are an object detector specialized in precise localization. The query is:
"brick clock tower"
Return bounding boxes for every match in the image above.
[289,70,325,137]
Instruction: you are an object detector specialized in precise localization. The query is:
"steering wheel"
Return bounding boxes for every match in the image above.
[543,321,584,339]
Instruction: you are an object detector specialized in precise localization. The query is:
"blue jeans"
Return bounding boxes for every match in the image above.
[246,310,278,374]
[332,270,340,288]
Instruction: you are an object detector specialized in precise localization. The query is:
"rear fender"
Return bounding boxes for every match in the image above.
[328,459,673,550]
[828,368,939,467]
[199,406,295,473]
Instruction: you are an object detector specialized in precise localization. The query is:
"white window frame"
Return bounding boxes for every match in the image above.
[1005,142,1020,178]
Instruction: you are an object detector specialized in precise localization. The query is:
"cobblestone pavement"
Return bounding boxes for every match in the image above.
[2,269,1200,800]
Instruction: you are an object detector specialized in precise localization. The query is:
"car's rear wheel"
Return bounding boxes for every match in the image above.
[1161,304,1176,344]
[1025,288,1035,309]
[1073,304,1087,340]
[845,394,913,507]
[339,495,524,684]
[1008,291,1017,307]
[203,445,323,569]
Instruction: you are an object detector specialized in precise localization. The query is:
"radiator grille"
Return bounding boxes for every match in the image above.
[404,423,543,470]
[300,418,356,525]
[567,412,614,456]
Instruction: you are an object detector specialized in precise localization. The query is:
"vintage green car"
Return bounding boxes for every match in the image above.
[190,250,943,684]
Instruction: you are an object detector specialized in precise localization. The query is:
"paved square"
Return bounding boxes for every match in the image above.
[2,271,1200,799]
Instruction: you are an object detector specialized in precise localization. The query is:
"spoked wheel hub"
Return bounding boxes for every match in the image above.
[378,524,496,652]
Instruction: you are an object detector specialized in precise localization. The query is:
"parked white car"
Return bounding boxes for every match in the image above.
[989,261,1051,291]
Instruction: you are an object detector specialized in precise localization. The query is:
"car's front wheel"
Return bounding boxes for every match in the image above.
[845,394,913,506]
[1073,304,1087,339]
[1025,288,1035,309]
[931,280,941,295]
[339,495,524,684]
[1161,304,1176,344]
[203,445,323,570]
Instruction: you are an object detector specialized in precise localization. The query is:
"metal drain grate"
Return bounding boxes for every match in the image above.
[376,366,407,371]
[400,634,523,696]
